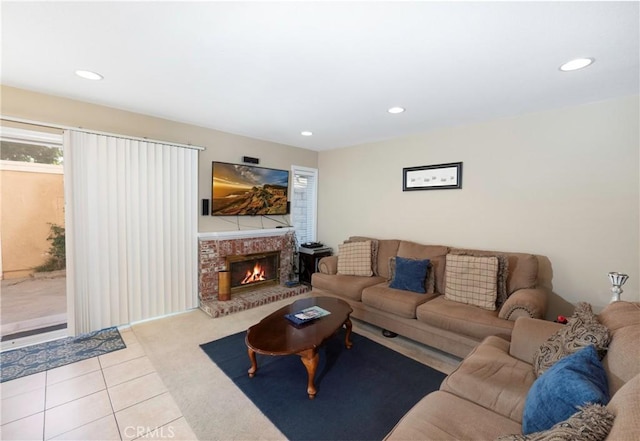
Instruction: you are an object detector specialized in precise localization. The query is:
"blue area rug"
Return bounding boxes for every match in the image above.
[200,330,446,441]
[0,327,126,383]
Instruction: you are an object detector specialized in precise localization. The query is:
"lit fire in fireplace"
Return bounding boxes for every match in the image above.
[241,263,267,285]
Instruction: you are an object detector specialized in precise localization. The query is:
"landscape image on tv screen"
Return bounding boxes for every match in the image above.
[211,162,289,216]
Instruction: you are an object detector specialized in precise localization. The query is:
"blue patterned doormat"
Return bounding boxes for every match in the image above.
[0,327,126,383]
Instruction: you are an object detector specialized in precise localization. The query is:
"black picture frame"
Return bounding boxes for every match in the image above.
[403,162,463,191]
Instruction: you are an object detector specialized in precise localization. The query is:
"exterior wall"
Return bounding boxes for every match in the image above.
[318,96,640,318]
[1,162,64,278]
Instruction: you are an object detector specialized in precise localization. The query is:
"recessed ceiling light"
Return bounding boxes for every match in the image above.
[559,58,594,72]
[301,131,313,136]
[387,107,405,114]
[75,70,103,80]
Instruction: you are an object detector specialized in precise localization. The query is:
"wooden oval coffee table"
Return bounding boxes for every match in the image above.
[245,296,353,399]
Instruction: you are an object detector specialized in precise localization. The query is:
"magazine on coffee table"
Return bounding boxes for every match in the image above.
[285,306,331,326]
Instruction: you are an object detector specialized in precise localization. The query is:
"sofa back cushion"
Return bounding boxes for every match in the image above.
[397,241,449,293]
[598,301,640,332]
[598,302,640,395]
[505,252,539,293]
[606,373,640,441]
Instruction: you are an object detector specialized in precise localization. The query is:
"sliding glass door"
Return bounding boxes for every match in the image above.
[0,127,68,348]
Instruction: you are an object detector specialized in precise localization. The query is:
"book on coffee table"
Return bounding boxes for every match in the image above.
[285,306,331,325]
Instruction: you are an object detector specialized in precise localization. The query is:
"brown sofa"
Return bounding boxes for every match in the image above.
[385,301,640,440]
[311,237,550,358]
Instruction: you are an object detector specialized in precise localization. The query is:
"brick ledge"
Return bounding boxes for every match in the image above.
[199,284,311,318]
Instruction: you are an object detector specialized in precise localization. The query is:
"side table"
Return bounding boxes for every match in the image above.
[298,247,332,285]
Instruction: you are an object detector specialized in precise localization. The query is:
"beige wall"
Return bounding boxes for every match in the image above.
[0,86,318,233]
[4,85,638,317]
[1,164,65,278]
[318,96,640,317]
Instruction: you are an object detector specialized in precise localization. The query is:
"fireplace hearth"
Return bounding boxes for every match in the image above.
[227,251,280,293]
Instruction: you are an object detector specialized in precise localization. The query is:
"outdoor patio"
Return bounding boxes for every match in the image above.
[0,271,66,340]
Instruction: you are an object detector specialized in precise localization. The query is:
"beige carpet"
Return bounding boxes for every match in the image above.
[130,293,460,440]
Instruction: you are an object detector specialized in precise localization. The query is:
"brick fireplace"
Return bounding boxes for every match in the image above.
[198,228,310,317]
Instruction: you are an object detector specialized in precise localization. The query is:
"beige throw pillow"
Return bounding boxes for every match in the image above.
[532,302,610,377]
[444,254,499,311]
[451,249,509,307]
[337,241,373,276]
[345,237,379,276]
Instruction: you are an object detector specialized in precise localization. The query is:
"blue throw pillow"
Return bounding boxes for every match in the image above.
[389,256,430,293]
[522,345,610,435]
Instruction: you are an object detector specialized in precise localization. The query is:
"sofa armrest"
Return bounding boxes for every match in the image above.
[498,287,549,320]
[318,255,338,275]
[509,317,564,363]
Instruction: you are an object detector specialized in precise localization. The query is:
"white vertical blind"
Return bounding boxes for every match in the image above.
[64,131,198,334]
[291,165,318,245]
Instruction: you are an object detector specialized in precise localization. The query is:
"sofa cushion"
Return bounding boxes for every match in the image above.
[385,390,522,441]
[509,318,564,365]
[361,282,437,319]
[388,256,430,293]
[533,302,610,377]
[441,335,536,422]
[523,345,610,434]
[396,241,449,293]
[598,301,640,332]
[337,240,373,276]
[602,323,640,395]
[598,302,640,394]
[504,252,538,294]
[606,373,640,441]
[497,404,615,441]
[311,272,386,301]
[444,254,499,311]
[450,249,509,306]
[417,296,514,341]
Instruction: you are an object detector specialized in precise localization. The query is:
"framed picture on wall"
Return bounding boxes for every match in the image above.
[403,162,463,191]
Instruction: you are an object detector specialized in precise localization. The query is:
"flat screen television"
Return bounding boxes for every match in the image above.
[211,161,289,216]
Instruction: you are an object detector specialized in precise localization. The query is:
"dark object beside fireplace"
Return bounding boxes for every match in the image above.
[299,248,332,285]
[227,251,280,293]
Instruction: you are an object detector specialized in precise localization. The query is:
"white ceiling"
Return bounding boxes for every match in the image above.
[2,1,639,151]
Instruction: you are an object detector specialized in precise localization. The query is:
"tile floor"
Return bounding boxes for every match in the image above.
[0,328,197,441]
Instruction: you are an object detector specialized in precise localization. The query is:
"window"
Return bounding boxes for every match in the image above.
[290,165,318,245]
[1,127,63,164]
